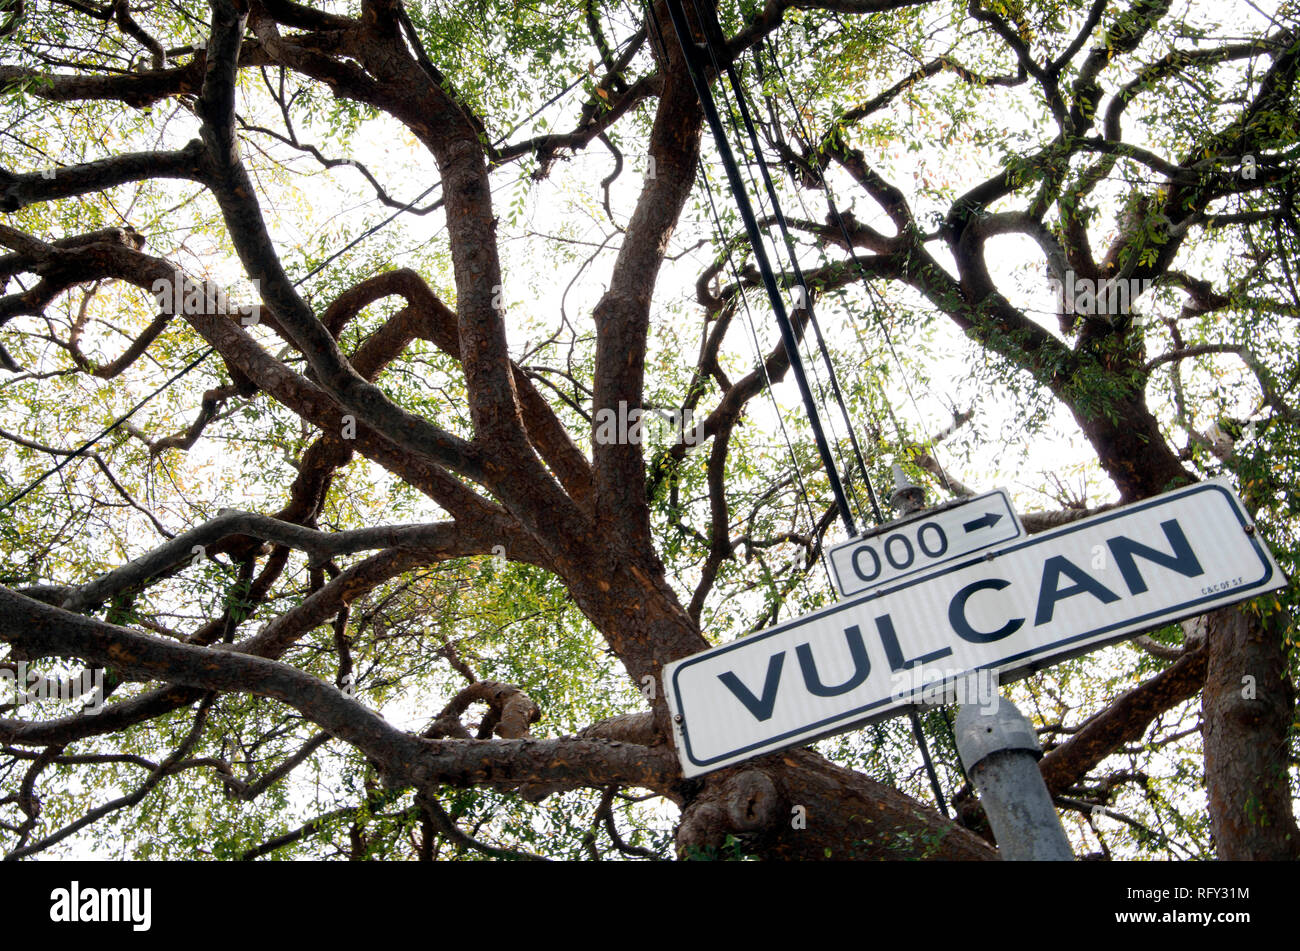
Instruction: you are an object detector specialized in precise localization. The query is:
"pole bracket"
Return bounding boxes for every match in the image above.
[954,695,1042,772]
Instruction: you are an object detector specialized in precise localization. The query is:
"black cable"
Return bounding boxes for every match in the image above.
[659,0,858,538]
[643,0,833,591]
[697,155,836,591]
[696,5,950,820]
[675,10,949,816]
[0,346,214,512]
[696,37,871,532]
[759,36,956,496]
[690,1,884,528]
[0,44,613,517]
[687,23,869,539]
[654,0,952,817]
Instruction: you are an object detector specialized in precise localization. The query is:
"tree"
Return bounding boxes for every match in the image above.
[0,0,1295,860]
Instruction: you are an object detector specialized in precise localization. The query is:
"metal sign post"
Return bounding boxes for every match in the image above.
[954,696,1075,861]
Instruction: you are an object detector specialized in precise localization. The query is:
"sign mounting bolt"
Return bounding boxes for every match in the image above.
[1244,524,1255,535]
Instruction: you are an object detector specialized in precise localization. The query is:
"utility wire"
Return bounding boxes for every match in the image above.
[0,38,628,517]
[691,1,884,527]
[684,22,870,532]
[655,0,950,816]
[695,4,948,817]
[758,36,957,496]
[0,346,213,512]
[698,155,836,592]
[703,60,872,532]
[758,31,966,810]
[659,0,858,538]
[644,0,833,592]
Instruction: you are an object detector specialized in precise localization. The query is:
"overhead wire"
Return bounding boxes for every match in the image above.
[698,153,837,593]
[745,26,957,816]
[690,1,885,527]
[687,33,872,533]
[0,36,634,517]
[757,35,959,496]
[715,106,873,531]
[643,0,834,594]
[698,83,870,530]
[655,0,950,816]
[751,45,908,437]
[757,29,974,800]
[657,0,861,540]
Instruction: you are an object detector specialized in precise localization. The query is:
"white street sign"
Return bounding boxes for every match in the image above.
[826,488,1024,598]
[666,480,1287,778]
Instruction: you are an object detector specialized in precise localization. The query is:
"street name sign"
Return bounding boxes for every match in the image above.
[826,488,1024,598]
[665,480,1287,778]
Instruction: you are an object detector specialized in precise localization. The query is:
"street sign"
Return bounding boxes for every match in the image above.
[665,480,1287,778]
[826,488,1024,598]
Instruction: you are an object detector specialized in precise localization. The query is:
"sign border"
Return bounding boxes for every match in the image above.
[668,481,1285,773]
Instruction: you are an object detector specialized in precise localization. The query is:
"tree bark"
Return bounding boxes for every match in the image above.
[674,752,996,860]
[1202,603,1299,859]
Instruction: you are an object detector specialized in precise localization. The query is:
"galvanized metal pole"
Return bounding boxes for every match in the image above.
[890,465,1073,858]
[954,696,1075,861]
[888,465,949,818]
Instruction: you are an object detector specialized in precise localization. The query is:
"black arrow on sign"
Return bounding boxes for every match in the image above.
[963,511,1003,533]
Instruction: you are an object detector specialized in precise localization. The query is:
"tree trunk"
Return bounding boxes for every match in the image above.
[674,751,997,860]
[564,546,997,859]
[1202,602,1299,859]
[1067,389,1188,504]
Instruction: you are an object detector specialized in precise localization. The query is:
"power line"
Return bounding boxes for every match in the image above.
[682,22,872,531]
[643,0,833,593]
[0,31,637,518]
[690,1,884,528]
[693,154,906,763]
[659,0,859,539]
[758,30,971,805]
[701,49,873,531]
[698,154,837,593]
[758,35,958,497]
[0,346,213,512]
[656,0,951,816]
